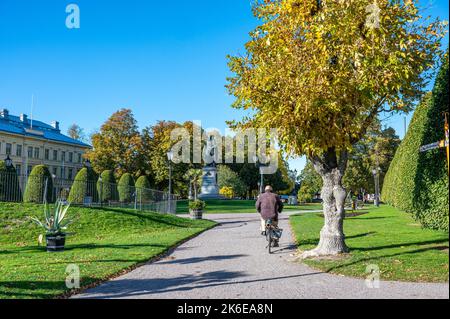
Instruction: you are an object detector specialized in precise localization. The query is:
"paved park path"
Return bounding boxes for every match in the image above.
[74,212,449,299]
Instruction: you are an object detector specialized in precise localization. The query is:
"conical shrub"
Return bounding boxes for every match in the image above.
[68,167,99,204]
[135,175,153,202]
[118,173,135,203]
[23,165,53,203]
[97,170,117,202]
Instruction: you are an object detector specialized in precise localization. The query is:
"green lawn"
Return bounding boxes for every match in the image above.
[176,199,322,214]
[290,205,449,282]
[0,202,216,299]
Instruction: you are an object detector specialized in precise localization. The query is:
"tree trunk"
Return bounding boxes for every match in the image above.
[301,148,349,258]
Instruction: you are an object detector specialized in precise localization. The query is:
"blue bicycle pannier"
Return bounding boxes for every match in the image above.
[272,228,283,239]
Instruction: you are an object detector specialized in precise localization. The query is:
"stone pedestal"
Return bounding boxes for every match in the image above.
[198,166,225,200]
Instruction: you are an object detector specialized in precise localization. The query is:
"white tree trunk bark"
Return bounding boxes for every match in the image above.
[301,149,349,258]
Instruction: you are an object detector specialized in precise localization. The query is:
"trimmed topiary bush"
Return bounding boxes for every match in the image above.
[23,165,53,203]
[382,53,449,231]
[118,173,135,203]
[97,170,117,202]
[135,175,152,202]
[381,93,431,212]
[0,162,22,202]
[412,53,449,231]
[68,167,99,204]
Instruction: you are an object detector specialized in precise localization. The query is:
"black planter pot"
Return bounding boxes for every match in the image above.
[190,209,203,220]
[46,234,66,252]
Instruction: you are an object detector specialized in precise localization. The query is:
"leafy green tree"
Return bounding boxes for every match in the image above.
[86,109,143,176]
[297,161,322,203]
[97,170,117,202]
[145,121,201,197]
[118,173,135,203]
[68,167,99,204]
[184,168,203,200]
[226,143,294,197]
[265,157,295,195]
[227,0,446,256]
[24,165,53,203]
[217,165,247,198]
[344,121,401,193]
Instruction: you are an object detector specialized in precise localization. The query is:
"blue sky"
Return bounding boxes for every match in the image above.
[1,0,448,173]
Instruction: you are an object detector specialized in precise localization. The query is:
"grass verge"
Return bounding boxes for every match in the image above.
[0,202,216,299]
[290,205,449,283]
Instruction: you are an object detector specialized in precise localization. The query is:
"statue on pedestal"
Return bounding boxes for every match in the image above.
[198,135,225,200]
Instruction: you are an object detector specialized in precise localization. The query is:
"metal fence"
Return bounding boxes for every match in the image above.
[0,172,177,214]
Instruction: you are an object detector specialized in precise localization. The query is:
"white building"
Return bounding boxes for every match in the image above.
[0,108,91,180]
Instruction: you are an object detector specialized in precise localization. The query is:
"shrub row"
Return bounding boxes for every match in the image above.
[20,165,152,204]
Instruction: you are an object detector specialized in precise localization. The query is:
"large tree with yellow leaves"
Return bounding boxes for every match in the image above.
[227,0,447,257]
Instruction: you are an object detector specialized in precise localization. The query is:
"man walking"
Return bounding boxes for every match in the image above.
[256,185,284,246]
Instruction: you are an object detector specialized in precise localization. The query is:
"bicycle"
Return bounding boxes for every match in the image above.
[265,219,283,254]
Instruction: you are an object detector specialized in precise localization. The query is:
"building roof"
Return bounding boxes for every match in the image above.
[0,109,91,148]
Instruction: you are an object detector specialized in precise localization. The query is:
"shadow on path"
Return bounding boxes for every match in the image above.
[158,254,248,265]
[81,270,323,299]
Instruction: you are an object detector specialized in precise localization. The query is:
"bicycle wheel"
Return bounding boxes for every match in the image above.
[267,229,273,254]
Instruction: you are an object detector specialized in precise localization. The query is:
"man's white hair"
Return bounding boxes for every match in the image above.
[265,185,273,192]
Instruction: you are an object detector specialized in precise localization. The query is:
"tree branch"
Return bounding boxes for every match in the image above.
[350,95,387,144]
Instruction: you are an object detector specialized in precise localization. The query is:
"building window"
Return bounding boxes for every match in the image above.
[34,147,40,159]
[27,165,33,176]
[16,145,22,157]
[68,168,74,180]
[77,153,82,163]
[61,151,66,162]
[61,167,65,179]
[53,167,58,177]
[6,143,12,155]
[53,150,58,161]
[45,149,50,160]
[28,146,33,158]
[69,152,73,163]
[16,164,21,176]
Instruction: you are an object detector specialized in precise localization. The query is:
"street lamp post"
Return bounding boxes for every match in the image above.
[51,174,57,204]
[253,155,265,194]
[99,176,103,208]
[167,150,174,214]
[4,155,13,168]
[259,169,264,194]
[372,167,381,207]
[4,156,13,200]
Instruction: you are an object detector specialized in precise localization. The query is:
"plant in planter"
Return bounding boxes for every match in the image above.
[189,200,206,220]
[30,200,75,252]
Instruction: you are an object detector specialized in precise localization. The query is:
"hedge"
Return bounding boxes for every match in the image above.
[118,173,135,203]
[382,54,449,231]
[97,170,117,202]
[23,165,54,203]
[135,175,152,202]
[68,167,99,204]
